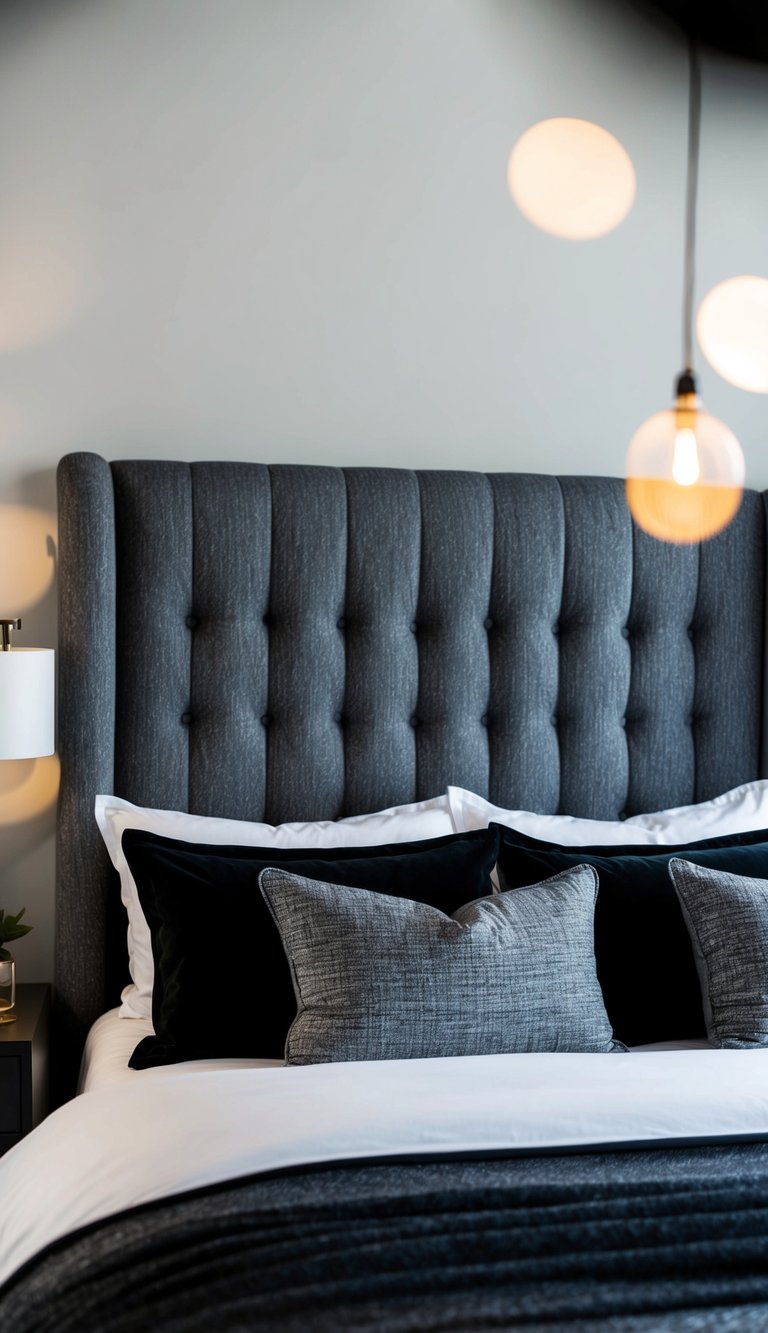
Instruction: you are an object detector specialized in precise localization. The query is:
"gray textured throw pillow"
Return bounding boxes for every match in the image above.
[258,865,623,1064]
[668,857,768,1048]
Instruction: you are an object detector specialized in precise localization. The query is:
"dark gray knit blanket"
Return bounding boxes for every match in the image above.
[4,1144,768,1331]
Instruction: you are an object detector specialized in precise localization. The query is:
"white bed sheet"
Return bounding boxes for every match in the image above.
[3,1033,767,1291]
[78,1007,712,1093]
[79,1009,282,1092]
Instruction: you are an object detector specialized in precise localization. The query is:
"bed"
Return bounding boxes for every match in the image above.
[3,453,768,1330]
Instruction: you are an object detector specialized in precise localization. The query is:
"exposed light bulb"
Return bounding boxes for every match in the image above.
[507,118,636,240]
[626,373,745,545]
[671,428,700,486]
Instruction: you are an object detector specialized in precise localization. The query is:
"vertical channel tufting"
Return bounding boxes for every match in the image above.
[415,472,494,798]
[187,463,272,819]
[693,491,764,800]
[557,478,632,819]
[342,469,421,814]
[112,461,193,810]
[623,528,698,814]
[265,465,347,822]
[105,464,767,824]
[56,453,117,1099]
[487,475,564,812]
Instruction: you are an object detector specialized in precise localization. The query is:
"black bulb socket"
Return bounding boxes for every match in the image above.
[675,368,698,397]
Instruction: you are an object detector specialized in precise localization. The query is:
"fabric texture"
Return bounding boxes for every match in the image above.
[122,825,500,1067]
[6,1146,768,1332]
[495,823,768,1047]
[259,864,621,1063]
[95,791,455,1019]
[669,858,768,1049]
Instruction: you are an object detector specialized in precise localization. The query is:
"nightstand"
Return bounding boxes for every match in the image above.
[0,983,49,1155]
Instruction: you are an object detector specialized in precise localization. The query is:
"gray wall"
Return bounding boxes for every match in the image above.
[1,0,766,983]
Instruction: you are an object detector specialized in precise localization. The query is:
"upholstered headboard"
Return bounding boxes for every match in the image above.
[55,452,767,1092]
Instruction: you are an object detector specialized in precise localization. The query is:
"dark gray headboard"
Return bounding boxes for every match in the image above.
[55,452,767,1093]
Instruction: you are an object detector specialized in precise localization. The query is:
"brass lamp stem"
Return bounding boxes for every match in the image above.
[0,619,21,652]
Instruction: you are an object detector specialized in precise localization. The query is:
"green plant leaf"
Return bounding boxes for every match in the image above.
[0,907,32,947]
[2,923,31,942]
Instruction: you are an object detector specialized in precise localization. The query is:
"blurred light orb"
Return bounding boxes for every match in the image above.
[0,222,83,352]
[697,276,768,393]
[0,754,59,825]
[0,506,56,612]
[507,117,636,240]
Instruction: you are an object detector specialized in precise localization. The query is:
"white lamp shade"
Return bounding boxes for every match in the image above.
[0,648,54,759]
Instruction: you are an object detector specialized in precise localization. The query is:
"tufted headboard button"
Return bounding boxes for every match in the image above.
[180,712,193,726]
[483,617,494,631]
[185,614,198,630]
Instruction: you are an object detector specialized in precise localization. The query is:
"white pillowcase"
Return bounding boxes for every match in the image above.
[96,792,455,1021]
[624,781,768,839]
[447,780,768,847]
[448,787,657,849]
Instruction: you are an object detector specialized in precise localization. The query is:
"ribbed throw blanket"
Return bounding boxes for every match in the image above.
[4,1146,768,1331]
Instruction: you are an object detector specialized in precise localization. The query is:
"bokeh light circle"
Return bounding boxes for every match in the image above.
[697,276,768,393]
[507,117,636,240]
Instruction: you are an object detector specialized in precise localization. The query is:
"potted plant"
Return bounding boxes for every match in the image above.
[0,909,32,1024]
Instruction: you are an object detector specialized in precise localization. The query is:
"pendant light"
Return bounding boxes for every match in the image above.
[625,41,745,545]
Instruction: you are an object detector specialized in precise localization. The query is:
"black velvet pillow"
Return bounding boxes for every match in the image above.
[123,825,500,1068]
[494,823,768,1047]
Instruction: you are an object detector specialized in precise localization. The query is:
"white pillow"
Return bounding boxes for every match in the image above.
[96,792,455,1021]
[447,780,768,847]
[447,787,658,848]
[624,780,768,839]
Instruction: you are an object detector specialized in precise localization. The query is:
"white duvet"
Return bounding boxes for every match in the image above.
[3,1042,768,1289]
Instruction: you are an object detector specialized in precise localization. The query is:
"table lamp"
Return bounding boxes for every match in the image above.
[0,619,54,1022]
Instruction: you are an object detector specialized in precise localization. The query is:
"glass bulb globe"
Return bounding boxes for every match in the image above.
[626,390,745,544]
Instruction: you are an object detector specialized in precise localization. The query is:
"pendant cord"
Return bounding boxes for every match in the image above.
[682,38,701,374]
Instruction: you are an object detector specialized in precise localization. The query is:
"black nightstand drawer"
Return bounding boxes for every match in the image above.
[0,1056,20,1132]
[0,986,49,1154]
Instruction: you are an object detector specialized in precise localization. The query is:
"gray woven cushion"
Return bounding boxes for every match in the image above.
[258,865,623,1064]
[668,858,768,1048]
